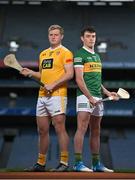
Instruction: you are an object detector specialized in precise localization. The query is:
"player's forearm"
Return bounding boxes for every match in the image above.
[101,84,111,96]
[21,68,41,80]
[54,71,74,88]
[76,78,93,100]
[29,71,41,80]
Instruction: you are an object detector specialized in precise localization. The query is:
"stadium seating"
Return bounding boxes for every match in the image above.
[109,138,135,169]
[7,132,38,168]
[0,4,134,63]
[0,2,135,171]
[0,137,3,153]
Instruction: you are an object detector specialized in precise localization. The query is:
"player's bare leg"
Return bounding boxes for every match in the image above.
[89,115,101,154]
[89,115,113,172]
[74,112,90,152]
[52,114,69,171]
[37,116,50,156]
[24,116,50,172]
[73,112,93,172]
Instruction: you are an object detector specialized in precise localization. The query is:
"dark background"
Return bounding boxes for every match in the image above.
[0,0,135,170]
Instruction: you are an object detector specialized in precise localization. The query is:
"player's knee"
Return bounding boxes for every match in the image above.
[38,127,49,137]
[55,124,65,134]
[91,129,100,138]
[77,125,87,135]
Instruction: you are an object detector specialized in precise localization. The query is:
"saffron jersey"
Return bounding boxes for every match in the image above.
[74,47,102,98]
[39,45,73,97]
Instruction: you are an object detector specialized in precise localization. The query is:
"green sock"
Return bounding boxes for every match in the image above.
[75,153,82,163]
[92,153,100,166]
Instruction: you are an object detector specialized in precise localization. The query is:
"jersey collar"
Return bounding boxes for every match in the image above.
[82,46,95,54]
[49,44,62,50]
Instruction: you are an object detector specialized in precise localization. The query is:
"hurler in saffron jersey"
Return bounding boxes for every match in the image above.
[21,25,73,172]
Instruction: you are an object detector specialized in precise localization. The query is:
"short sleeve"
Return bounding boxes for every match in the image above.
[63,50,73,65]
[74,52,84,67]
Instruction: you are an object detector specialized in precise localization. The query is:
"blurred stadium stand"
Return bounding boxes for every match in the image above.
[6,131,92,169]
[7,131,38,169]
[109,129,135,169]
[0,137,4,153]
[0,0,135,171]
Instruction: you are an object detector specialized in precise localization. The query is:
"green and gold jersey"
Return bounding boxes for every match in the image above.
[74,47,102,97]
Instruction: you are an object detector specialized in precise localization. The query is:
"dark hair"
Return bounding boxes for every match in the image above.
[81,26,96,37]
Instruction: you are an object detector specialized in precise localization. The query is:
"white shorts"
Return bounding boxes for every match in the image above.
[77,95,104,117]
[36,96,67,117]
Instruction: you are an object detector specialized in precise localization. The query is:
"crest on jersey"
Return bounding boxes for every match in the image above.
[56,51,60,56]
[49,51,54,57]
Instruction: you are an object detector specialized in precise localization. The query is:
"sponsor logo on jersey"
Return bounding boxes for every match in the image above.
[89,63,101,68]
[42,59,53,69]
[74,57,82,63]
[84,62,102,72]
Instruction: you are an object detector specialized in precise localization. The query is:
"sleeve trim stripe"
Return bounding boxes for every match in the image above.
[66,59,73,63]
[74,65,84,67]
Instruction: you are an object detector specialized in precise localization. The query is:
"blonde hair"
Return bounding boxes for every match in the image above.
[48,24,64,35]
